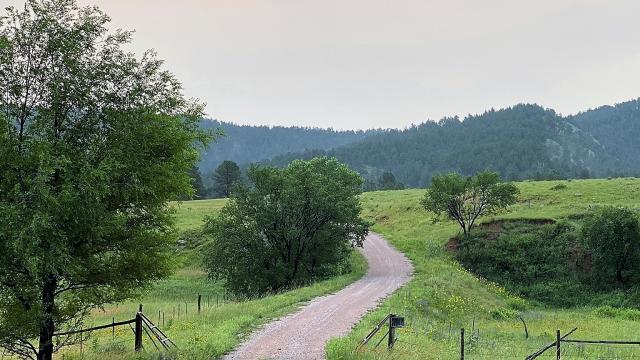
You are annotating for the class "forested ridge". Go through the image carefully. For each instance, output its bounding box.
[263,101,640,187]
[568,99,640,173]
[199,99,640,188]
[198,120,379,174]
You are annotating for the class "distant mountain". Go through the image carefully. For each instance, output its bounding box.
[269,102,640,187]
[197,120,379,174]
[568,98,640,174]
[198,100,640,189]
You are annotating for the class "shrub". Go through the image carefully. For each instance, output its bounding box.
[581,206,640,288]
[177,229,207,250]
[593,306,640,321]
[550,183,568,190]
[490,307,518,320]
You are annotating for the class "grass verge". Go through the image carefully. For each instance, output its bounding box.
[327,178,640,359]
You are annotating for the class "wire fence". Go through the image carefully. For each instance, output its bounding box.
[356,315,640,359]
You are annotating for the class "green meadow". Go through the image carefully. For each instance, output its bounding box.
[56,198,366,360]
[327,177,640,359]
[57,178,640,359]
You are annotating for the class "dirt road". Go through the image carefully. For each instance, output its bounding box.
[223,232,413,360]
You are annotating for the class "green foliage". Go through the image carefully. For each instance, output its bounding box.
[211,160,241,198]
[377,171,405,190]
[593,305,640,321]
[203,157,370,296]
[455,220,587,306]
[0,1,211,358]
[177,166,207,200]
[362,171,405,191]
[582,206,640,287]
[190,166,208,199]
[568,99,640,174]
[550,183,568,190]
[328,179,640,359]
[197,120,378,175]
[270,104,639,187]
[422,171,519,236]
[455,212,640,307]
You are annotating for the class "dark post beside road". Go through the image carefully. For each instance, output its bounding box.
[135,304,143,352]
[556,330,561,360]
[460,328,465,360]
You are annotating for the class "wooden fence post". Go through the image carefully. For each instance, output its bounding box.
[112,317,115,339]
[556,329,561,360]
[134,312,143,352]
[460,328,464,360]
[198,294,202,314]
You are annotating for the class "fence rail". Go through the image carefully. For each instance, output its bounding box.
[52,304,175,354]
[53,318,136,337]
[525,327,577,360]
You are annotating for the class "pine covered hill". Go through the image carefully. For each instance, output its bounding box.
[568,99,640,174]
[198,120,378,174]
[268,101,640,187]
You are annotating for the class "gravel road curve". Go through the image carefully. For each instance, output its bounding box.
[223,232,413,360]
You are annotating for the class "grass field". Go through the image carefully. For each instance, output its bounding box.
[326,178,640,359]
[172,199,228,231]
[49,178,640,359]
[56,198,367,360]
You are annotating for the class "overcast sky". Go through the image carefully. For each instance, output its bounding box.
[3,0,640,129]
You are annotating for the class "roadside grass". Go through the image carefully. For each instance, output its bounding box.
[327,178,640,359]
[56,198,367,360]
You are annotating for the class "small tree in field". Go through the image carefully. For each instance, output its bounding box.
[211,160,241,198]
[421,171,519,237]
[582,206,640,287]
[0,1,210,359]
[203,157,370,296]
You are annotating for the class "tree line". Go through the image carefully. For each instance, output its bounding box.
[265,102,640,187]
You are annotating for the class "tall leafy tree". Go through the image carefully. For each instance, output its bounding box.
[204,157,370,296]
[582,206,640,287]
[211,160,241,198]
[422,171,519,236]
[177,166,206,200]
[0,1,209,359]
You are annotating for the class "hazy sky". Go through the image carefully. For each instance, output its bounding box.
[3,0,640,129]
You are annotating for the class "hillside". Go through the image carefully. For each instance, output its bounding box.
[60,179,640,359]
[327,178,640,359]
[197,100,640,188]
[197,120,378,174]
[272,104,628,187]
[568,98,640,174]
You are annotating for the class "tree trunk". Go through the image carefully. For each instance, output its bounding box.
[37,275,57,360]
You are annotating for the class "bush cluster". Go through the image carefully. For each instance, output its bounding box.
[455,207,640,307]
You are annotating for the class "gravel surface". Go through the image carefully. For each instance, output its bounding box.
[223,232,413,360]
